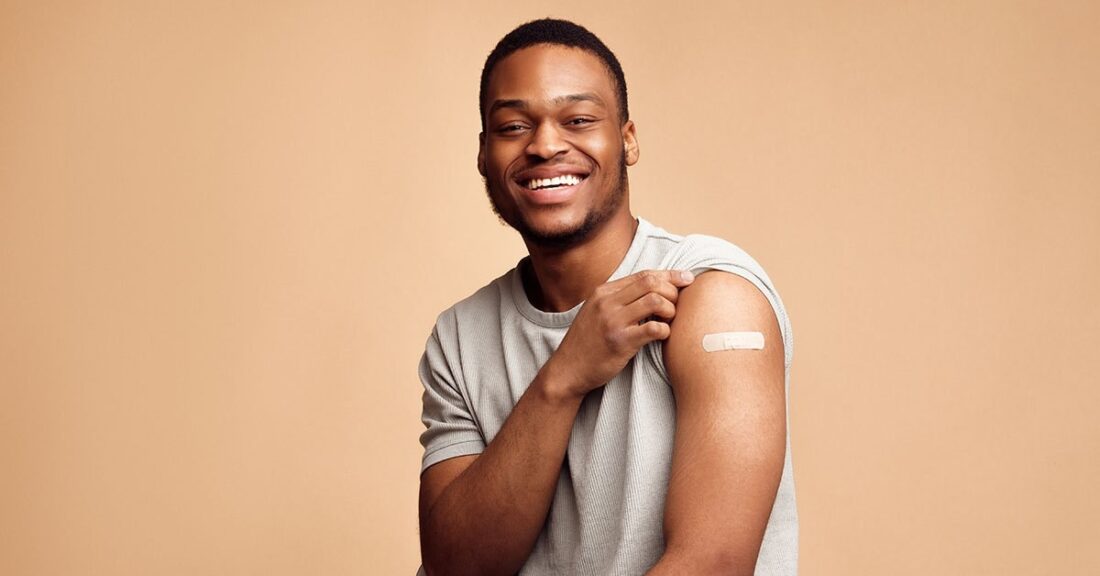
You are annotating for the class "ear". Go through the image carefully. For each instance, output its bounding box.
[477,132,487,176]
[622,120,639,166]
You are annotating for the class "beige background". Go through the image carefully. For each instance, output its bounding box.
[2,1,1098,574]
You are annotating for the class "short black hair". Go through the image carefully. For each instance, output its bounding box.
[479,18,629,129]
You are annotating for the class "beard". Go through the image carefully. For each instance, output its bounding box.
[485,155,628,250]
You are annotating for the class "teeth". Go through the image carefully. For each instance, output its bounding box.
[526,174,583,190]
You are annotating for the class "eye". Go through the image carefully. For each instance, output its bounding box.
[566,117,596,126]
[497,123,527,134]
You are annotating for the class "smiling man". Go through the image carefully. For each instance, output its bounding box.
[416,19,797,576]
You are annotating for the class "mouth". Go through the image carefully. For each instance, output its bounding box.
[516,173,588,205]
[522,173,587,191]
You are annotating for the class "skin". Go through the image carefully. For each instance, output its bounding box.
[419,44,787,576]
[478,43,640,312]
[647,271,787,575]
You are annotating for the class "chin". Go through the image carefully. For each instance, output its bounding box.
[515,211,604,249]
[486,174,627,250]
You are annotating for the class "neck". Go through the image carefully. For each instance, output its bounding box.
[521,209,638,312]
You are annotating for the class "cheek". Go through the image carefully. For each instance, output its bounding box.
[585,130,623,165]
[485,144,521,179]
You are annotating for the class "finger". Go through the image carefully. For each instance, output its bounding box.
[619,292,677,324]
[668,269,695,288]
[623,320,672,347]
[608,270,693,305]
[602,269,694,293]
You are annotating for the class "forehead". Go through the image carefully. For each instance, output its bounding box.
[486,44,618,112]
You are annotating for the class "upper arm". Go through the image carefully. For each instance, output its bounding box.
[418,326,486,516]
[659,270,787,574]
[417,326,484,538]
[419,454,478,527]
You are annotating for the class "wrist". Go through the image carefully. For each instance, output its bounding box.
[535,357,587,406]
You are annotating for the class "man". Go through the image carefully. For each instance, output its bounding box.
[417,19,797,576]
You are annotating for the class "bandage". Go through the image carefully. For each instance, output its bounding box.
[702,331,765,352]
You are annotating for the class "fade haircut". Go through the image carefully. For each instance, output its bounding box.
[479,18,630,129]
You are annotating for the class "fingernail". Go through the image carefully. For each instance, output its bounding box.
[680,270,694,282]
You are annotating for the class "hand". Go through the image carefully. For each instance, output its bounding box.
[546,269,696,398]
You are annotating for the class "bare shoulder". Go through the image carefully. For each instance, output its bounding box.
[663,271,784,396]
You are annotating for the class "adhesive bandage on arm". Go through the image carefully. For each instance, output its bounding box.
[702,331,765,352]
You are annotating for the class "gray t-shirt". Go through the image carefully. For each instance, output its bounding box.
[418,218,797,575]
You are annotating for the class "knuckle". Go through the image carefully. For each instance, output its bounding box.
[606,329,628,352]
[645,321,666,338]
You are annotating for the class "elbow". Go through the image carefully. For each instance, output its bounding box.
[419,521,455,576]
[419,556,470,576]
[698,553,755,576]
[419,556,444,576]
[421,559,513,576]
[711,553,755,576]
[420,562,464,576]
[420,538,518,576]
[658,546,757,576]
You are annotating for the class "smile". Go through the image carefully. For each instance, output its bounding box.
[524,174,586,190]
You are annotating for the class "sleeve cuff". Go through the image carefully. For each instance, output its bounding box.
[421,438,486,473]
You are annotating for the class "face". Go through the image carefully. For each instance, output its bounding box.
[479,44,639,249]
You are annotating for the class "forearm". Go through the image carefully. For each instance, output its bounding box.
[421,361,583,576]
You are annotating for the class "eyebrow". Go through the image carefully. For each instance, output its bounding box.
[488,92,607,116]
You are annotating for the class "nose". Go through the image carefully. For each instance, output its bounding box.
[524,120,569,159]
